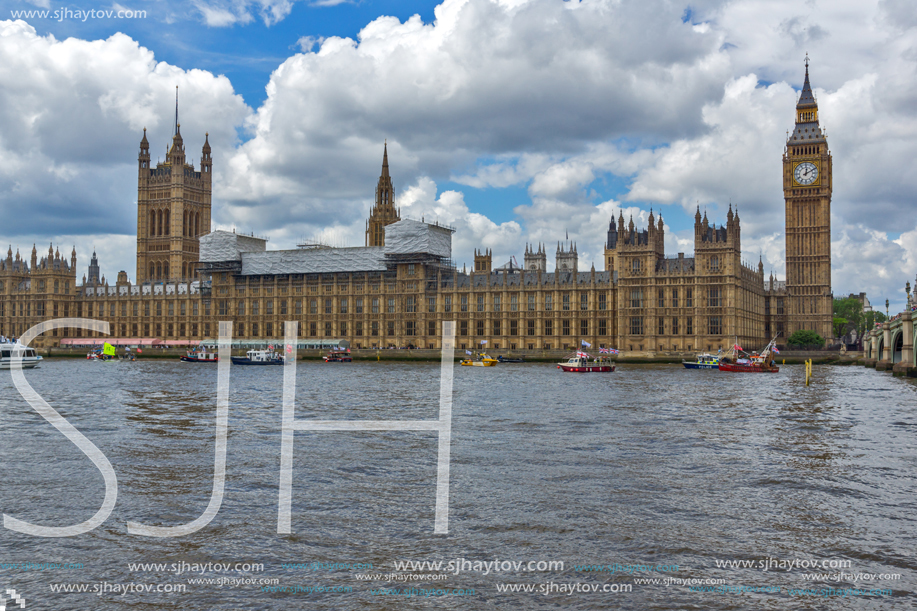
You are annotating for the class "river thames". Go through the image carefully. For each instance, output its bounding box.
[1,359,915,610]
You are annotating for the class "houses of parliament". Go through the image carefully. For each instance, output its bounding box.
[0,62,833,352]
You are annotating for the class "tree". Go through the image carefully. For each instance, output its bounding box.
[833,297,863,335]
[864,310,887,332]
[787,329,825,348]
[833,317,849,338]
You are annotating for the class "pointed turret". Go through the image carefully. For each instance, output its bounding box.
[797,55,816,109]
[365,141,399,247]
[31,244,37,268]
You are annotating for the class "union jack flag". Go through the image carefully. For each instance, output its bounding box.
[734,343,743,351]
[772,346,780,354]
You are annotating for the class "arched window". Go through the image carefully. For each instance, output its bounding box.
[182,262,187,278]
[164,209,170,235]
[183,211,188,237]
[150,210,156,237]
[156,262,162,279]
[157,210,163,236]
[163,262,169,278]
[149,262,155,279]
[196,212,200,236]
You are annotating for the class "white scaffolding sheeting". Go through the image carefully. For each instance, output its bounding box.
[241,247,387,275]
[200,230,268,262]
[384,219,452,258]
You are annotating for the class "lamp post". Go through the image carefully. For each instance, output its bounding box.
[885,298,889,318]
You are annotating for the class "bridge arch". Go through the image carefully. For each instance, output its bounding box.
[877,336,884,361]
[891,330,903,364]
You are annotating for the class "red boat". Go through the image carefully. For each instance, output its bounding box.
[323,349,352,363]
[557,354,615,373]
[717,336,779,373]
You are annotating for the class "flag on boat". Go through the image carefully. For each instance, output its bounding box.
[608,348,619,355]
[772,346,780,354]
[581,340,592,347]
[734,344,743,351]
[576,351,589,358]
[102,342,116,357]
[466,350,473,355]
[599,347,608,353]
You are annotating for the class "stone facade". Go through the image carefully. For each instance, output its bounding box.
[0,64,832,352]
[365,142,400,247]
[782,58,833,341]
[135,123,212,283]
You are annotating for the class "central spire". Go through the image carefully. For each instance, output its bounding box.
[797,55,816,111]
[174,85,179,136]
[381,140,389,178]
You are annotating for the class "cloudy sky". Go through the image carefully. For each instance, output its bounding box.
[1,0,915,312]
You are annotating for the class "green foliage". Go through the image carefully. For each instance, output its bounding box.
[833,297,864,333]
[787,329,825,347]
[864,310,887,331]
[832,317,849,338]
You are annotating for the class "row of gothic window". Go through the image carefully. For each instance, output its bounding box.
[149,209,203,237]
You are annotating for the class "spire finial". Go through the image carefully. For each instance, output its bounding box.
[174,85,179,136]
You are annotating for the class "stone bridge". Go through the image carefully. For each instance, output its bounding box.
[864,310,916,377]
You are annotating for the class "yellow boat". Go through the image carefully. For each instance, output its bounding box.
[461,352,498,367]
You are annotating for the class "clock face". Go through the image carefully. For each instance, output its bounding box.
[794,162,818,186]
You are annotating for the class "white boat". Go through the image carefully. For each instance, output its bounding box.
[231,349,284,366]
[0,344,42,370]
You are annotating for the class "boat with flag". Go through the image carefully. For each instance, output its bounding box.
[87,342,119,362]
[557,347,616,373]
[181,345,219,363]
[718,337,780,373]
[231,348,285,366]
[682,353,722,369]
[323,349,352,362]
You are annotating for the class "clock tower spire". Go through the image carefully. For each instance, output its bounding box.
[783,55,833,343]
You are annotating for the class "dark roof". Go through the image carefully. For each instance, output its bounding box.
[656,257,696,273]
[797,65,817,109]
[789,122,826,144]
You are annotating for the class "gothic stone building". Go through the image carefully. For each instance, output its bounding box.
[0,62,830,352]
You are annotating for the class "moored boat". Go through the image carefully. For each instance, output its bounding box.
[231,349,284,366]
[0,344,42,370]
[557,352,615,373]
[181,347,219,363]
[718,336,780,373]
[497,355,524,363]
[682,353,722,369]
[461,352,498,367]
[323,349,352,362]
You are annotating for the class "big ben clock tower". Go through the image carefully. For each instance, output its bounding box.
[783,57,833,342]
